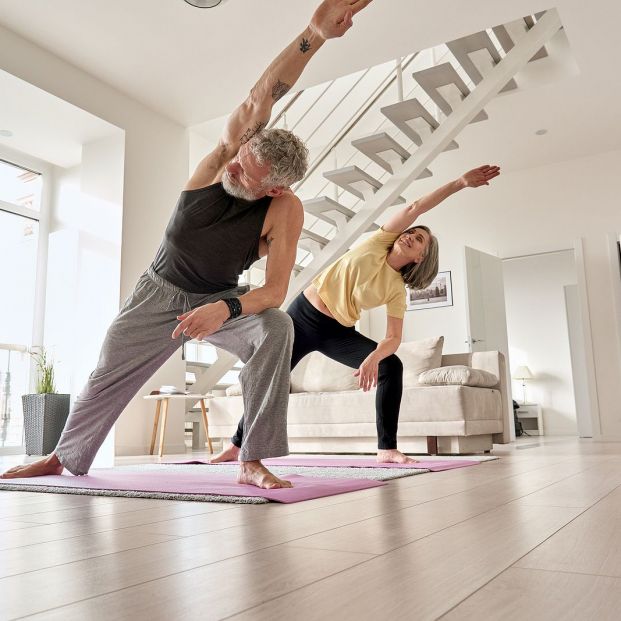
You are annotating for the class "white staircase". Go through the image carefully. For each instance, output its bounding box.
[188,9,564,395]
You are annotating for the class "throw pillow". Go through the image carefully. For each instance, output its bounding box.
[396,336,444,387]
[418,365,498,388]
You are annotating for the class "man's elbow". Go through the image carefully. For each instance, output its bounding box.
[245,88,271,118]
[262,285,287,309]
[271,289,288,308]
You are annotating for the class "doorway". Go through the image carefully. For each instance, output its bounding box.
[502,249,591,438]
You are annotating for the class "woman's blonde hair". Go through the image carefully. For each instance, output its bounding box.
[392,225,439,290]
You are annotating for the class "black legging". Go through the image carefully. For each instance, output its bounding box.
[231,292,403,450]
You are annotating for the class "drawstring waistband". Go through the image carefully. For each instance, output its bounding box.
[145,266,249,360]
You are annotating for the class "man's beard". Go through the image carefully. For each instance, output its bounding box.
[221,170,261,202]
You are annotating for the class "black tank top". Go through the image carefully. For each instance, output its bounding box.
[152,182,272,293]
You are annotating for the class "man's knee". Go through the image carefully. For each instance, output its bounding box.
[258,308,294,342]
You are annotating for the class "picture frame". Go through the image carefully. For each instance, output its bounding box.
[406,270,453,311]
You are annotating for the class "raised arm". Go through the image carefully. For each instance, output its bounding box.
[185,0,373,190]
[382,164,500,233]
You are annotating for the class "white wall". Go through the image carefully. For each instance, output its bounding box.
[45,134,125,465]
[0,25,190,457]
[369,148,621,440]
[503,251,578,436]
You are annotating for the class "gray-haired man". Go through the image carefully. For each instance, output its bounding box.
[3,0,372,489]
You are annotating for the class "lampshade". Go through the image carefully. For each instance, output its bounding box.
[512,365,533,380]
[183,0,224,7]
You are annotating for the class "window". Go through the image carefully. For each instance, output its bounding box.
[0,158,42,213]
[0,158,42,450]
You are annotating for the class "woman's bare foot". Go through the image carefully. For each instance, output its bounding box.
[377,449,418,464]
[1,454,64,479]
[209,443,240,464]
[237,460,293,489]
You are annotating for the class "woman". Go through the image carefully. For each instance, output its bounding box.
[214,164,501,464]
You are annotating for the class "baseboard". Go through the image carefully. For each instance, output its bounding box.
[280,434,494,455]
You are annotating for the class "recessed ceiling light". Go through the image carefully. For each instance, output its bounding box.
[183,0,224,7]
[0,129,13,137]
[535,129,548,136]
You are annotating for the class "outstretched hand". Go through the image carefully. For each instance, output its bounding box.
[310,0,373,40]
[354,353,379,392]
[460,165,501,188]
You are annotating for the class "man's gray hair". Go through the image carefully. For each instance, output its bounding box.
[249,128,309,188]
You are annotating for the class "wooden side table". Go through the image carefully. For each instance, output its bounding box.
[144,392,213,457]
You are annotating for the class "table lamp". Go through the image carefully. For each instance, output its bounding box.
[512,365,533,404]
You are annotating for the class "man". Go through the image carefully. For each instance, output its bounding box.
[2,0,373,489]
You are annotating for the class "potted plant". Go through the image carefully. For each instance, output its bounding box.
[22,349,70,455]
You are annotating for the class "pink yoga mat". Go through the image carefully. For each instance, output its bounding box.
[176,457,479,472]
[0,470,384,503]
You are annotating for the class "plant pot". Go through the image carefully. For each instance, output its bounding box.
[22,394,71,456]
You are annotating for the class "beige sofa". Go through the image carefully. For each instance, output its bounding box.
[208,337,509,455]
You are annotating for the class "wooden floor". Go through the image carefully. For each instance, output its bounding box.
[1,436,621,620]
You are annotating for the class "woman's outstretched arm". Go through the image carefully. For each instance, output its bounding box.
[382,164,500,233]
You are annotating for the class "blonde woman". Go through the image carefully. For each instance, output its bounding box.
[215,164,500,464]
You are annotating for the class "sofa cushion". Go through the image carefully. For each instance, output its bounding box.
[418,365,498,388]
[290,352,358,393]
[225,383,242,396]
[396,336,444,387]
[208,385,503,438]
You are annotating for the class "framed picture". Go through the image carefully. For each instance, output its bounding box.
[406,270,453,311]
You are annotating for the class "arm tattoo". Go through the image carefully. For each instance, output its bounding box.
[300,38,311,53]
[240,121,266,145]
[272,79,291,102]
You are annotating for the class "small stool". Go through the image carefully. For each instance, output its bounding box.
[144,392,213,457]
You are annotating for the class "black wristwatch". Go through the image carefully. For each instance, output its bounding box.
[222,297,243,319]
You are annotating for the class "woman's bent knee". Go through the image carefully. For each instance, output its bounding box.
[380,354,403,376]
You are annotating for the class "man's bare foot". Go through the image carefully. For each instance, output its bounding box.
[237,460,293,489]
[377,449,418,464]
[1,454,64,479]
[209,443,240,464]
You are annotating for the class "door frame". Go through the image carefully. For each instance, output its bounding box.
[573,238,602,438]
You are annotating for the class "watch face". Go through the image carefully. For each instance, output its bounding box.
[183,0,223,7]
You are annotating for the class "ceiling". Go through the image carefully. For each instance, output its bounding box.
[0,0,620,174]
[0,69,121,168]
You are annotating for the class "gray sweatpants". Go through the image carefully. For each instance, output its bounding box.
[55,267,293,475]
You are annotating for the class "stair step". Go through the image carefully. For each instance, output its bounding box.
[413,62,488,123]
[523,15,549,60]
[447,31,517,93]
[351,132,433,180]
[187,361,211,369]
[300,228,330,246]
[381,98,459,151]
[253,258,304,273]
[351,132,409,174]
[187,361,243,371]
[298,228,330,254]
[493,19,548,62]
[323,165,406,204]
[303,197,379,233]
